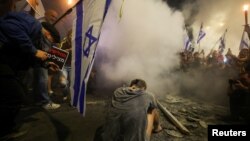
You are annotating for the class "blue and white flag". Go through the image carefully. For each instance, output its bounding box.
[239,29,250,50]
[71,0,111,116]
[184,30,192,51]
[218,29,227,53]
[197,23,206,44]
[185,37,192,51]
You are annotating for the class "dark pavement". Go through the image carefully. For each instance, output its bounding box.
[10,94,108,141]
[2,91,242,141]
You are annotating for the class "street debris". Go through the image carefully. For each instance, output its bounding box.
[151,94,242,141]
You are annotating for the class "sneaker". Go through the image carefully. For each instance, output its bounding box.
[58,81,67,88]
[48,91,55,96]
[43,103,61,110]
[63,96,68,101]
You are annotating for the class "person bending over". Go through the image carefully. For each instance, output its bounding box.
[95,79,163,141]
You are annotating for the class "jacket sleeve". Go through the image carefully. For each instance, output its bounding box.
[1,19,38,56]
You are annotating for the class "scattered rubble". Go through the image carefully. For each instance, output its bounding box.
[151,94,243,141]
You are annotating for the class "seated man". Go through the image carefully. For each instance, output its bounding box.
[96,79,162,141]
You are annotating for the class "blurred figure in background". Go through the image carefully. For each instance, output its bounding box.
[38,9,58,24]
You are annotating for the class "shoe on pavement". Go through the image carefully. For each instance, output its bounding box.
[43,103,60,110]
[63,96,68,101]
[48,91,55,96]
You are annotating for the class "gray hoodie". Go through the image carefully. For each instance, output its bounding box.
[101,87,157,141]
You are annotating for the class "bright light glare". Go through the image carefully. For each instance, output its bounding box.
[219,23,224,27]
[67,0,73,5]
[244,4,249,11]
[224,57,227,63]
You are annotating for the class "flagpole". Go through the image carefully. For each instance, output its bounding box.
[198,43,201,52]
[197,23,205,52]
[119,0,125,22]
[53,0,82,26]
[211,38,220,51]
[239,4,249,50]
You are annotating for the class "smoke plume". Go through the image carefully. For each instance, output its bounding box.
[94,0,248,105]
[96,0,184,95]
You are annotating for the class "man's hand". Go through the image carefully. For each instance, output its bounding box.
[35,50,48,61]
[234,80,248,90]
[47,62,59,72]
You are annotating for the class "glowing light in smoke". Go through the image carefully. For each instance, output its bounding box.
[243,4,249,11]
[67,0,73,5]
[219,22,224,27]
[224,57,227,63]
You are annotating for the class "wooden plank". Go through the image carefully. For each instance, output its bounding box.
[157,100,190,135]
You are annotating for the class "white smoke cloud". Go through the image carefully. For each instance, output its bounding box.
[94,0,249,105]
[96,0,185,95]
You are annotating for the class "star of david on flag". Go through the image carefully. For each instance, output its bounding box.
[84,26,97,57]
[71,0,112,116]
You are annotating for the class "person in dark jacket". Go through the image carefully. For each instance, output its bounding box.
[32,21,61,110]
[0,8,59,137]
[96,79,162,141]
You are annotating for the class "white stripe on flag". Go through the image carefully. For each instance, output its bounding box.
[184,29,191,51]
[196,23,206,44]
[239,31,250,50]
[71,0,111,116]
[197,31,206,44]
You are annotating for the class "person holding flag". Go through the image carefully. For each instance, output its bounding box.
[227,4,250,121]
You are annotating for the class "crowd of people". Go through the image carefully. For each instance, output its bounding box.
[0,0,72,138]
[1,0,250,141]
[179,32,250,121]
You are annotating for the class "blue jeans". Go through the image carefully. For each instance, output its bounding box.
[33,67,51,104]
[62,66,71,97]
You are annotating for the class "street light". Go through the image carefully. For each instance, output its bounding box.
[67,0,73,5]
[243,4,249,25]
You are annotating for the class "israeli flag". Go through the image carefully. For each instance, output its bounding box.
[71,0,111,116]
[184,32,192,51]
[197,23,206,44]
[239,30,250,50]
[218,29,227,53]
